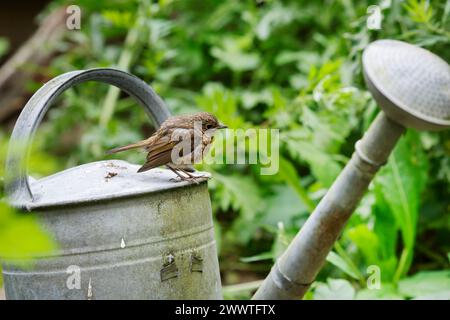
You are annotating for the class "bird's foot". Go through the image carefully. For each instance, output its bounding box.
[169,175,207,184]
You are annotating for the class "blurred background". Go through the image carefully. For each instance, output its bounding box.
[0,0,449,299]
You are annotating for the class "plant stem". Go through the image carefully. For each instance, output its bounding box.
[393,247,410,284]
[99,1,150,127]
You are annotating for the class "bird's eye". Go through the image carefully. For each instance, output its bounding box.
[206,124,213,129]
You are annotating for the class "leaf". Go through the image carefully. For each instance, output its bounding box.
[398,270,450,298]
[211,173,265,244]
[0,37,9,58]
[210,38,260,72]
[0,202,56,265]
[290,140,342,188]
[346,224,379,265]
[404,0,433,24]
[271,222,295,260]
[240,251,272,263]
[314,279,355,300]
[374,131,428,277]
[277,156,315,211]
[256,4,296,40]
[262,185,308,226]
[355,284,404,300]
[326,251,360,280]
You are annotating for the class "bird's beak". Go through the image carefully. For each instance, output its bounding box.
[218,124,228,129]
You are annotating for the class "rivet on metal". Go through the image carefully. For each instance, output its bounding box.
[190,252,203,273]
[160,253,178,282]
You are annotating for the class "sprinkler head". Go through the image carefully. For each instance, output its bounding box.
[363,39,450,131]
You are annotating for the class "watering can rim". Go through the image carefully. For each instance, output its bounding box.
[14,159,209,210]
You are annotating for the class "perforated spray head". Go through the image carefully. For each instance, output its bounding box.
[363,39,450,131]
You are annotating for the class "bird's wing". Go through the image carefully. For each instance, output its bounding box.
[137,128,195,173]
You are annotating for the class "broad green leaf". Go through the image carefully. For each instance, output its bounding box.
[414,291,450,300]
[314,279,355,300]
[355,284,404,300]
[398,270,450,298]
[277,156,315,211]
[0,202,56,265]
[346,224,379,265]
[374,131,428,278]
[262,185,308,226]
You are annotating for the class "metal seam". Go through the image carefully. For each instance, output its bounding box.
[354,140,386,168]
[2,240,217,276]
[271,260,311,294]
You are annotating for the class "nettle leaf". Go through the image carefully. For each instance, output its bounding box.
[196,83,247,129]
[211,173,265,244]
[399,270,450,299]
[210,37,260,72]
[288,140,342,188]
[314,279,356,300]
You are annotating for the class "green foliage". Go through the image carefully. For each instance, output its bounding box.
[1,0,448,298]
[0,37,9,59]
[0,202,56,264]
[0,135,58,271]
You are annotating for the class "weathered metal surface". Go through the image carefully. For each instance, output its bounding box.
[3,181,222,300]
[253,40,450,300]
[20,160,209,209]
[363,39,450,131]
[2,68,222,300]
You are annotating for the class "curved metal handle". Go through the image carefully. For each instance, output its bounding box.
[5,68,171,207]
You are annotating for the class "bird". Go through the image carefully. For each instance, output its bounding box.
[107,112,227,183]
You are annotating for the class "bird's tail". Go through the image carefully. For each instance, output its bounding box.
[106,139,148,154]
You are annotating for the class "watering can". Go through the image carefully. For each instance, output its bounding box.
[2,69,222,299]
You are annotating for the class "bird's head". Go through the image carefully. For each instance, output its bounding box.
[194,112,227,133]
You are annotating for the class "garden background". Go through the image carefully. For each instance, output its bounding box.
[0,0,449,299]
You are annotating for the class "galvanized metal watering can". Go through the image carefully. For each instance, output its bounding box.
[2,69,222,299]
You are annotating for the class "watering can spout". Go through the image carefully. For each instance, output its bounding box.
[253,39,450,300]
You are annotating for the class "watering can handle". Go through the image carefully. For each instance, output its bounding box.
[5,68,171,207]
